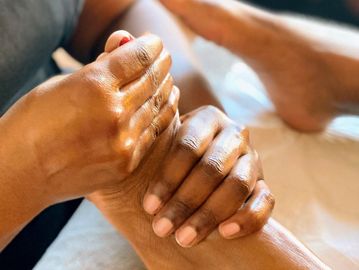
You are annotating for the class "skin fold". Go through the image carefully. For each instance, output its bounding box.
[159,0,359,132]
[89,106,329,270]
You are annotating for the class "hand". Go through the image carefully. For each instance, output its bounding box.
[143,106,274,247]
[1,32,179,207]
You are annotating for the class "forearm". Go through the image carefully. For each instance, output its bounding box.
[0,113,48,250]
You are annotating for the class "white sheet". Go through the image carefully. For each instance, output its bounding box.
[35,38,359,270]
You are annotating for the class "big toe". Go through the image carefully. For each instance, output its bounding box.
[97,30,134,60]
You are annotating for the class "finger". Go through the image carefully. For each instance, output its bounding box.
[152,125,249,239]
[134,74,174,135]
[98,33,164,88]
[218,180,275,239]
[120,74,174,142]
[174,150,259,247]
[115,49,172,121]
[143,106,226,215]
[128,86,180,172]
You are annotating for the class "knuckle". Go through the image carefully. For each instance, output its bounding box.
[134,42,152,67]
[175,134,202,158]
[170,198,195,218]
[200,157,225,179]
[150,120,162,139]
[157,179,176,195]
[229,122,249,142]
[147,66,161,89]
[239,126,250,143]
[203,105,221,115]
[264,191,276,210]
[154,92,163,108]
[81,65,108,92]
[121,142,136,160]
[228,174,251,199]
[203,105,226,120]
[245,211,263,232]
[152,93,163,113]
[196,207,218,228]
[168,99,177,116]
[114,138,136,172]
[231,123,244,134]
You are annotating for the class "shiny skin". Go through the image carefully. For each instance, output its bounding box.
[0,33,179,249]
[20,34,178,202]
[91,106,275,248]
[143,106,274,246]
[89,106,328,270]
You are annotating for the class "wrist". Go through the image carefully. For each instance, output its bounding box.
[0,115,50,248]
[0,111,51,208]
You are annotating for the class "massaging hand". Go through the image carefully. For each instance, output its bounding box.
[2,31,179,206]
[143,106,274,247]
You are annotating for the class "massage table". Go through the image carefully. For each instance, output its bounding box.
[35,24,359,270]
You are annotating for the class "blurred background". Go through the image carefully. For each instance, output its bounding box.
[246,0,359,26]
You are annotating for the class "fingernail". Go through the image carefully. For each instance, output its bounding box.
[153,218,173,237]
[119,36,133,46]
[219,223,240,238]
[143,194,161,214]
[176,226,197,247]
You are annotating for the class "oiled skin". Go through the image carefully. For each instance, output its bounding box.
[89,106,329,270]
[0,34,179,250]
[0,29,274,253]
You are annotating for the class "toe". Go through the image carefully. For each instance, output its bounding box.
[105,30,134,53]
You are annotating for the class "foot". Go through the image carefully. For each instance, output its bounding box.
[88,107,327,270]
[160,0,341,132]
